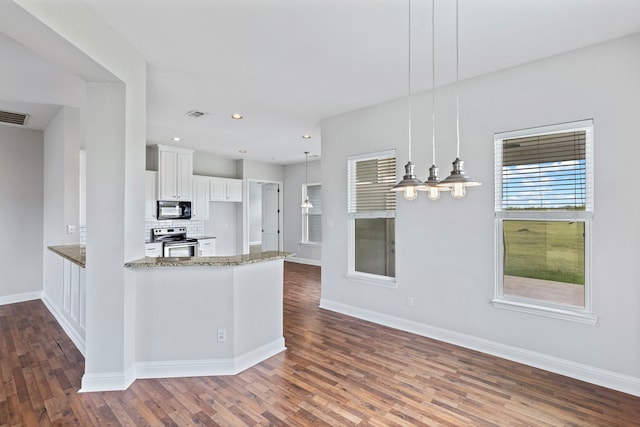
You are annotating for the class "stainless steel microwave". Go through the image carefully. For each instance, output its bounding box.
[157,200,191,220]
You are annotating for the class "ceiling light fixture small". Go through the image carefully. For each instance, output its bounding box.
[231,113,243,120]
[172,136,182,142]
[301,151,313,210]
[438,0,481,199]
[239,150,247,154]
[302,134,311,139]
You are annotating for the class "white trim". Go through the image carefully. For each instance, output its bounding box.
[249,240,262,246]
[136,337,285,380]
[345,272,397,288]
[0,290,42,306]
[286,257,321,267]
[319,298,640,397]
[491,297,598,325]
[495,119,594,140]
[41,295,86,356]
[79,366,136,393]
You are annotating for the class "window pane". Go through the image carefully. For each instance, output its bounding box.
[500,130,588,211]
[503,220,584,307]
[307,214,322,243]
[355,218,395,277]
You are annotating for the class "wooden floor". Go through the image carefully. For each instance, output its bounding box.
[1,262,639,426]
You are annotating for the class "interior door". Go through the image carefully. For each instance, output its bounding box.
[262,183,280,251]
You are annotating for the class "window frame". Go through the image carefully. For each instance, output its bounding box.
[492,120,597,325]
[346,150,397,288]
[301,182,322,245]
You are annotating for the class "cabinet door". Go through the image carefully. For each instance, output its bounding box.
[198,239,216,256]
[145,242,163,257]
[145,171,157,220]
[226,179,243,202]
[158,150,178,200]
[176,152,193,200]
[191,175,210,219]
[209,177,227,201]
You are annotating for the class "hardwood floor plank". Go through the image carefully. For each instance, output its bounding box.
[1,262,639,425]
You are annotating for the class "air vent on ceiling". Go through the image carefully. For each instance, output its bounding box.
[185,110,207,118]
[0,110,29,126]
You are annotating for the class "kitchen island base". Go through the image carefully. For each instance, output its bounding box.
[131,256,286,380]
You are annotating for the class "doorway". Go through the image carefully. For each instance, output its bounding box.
[247,180,282,253]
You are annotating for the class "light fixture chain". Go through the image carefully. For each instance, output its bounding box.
[431,0,436,165]
[408,0,412,162]
[455,0,460,158]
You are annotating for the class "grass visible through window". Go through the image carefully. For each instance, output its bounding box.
[503,220,585,285]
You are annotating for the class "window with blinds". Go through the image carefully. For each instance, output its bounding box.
[498,129,591,211]
[347,150,396,281]
[348,151,396,215]
[303,184,322,243]
[492,120,595,321]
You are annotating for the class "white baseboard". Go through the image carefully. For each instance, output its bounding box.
[285,257,321,267]
[136,337,286,380]
[79,365,136,393]
[319,298,640,397]
[0,290,42,306]
[41,295,86,357]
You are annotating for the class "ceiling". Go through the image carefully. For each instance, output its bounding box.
[5,0,640,164]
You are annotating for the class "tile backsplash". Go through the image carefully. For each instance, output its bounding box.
[144,220,204,241]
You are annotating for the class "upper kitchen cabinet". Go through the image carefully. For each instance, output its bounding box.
[148,144,194,201]
[210,177,243,202]
[191,175,210,219]
[145,170,158,220]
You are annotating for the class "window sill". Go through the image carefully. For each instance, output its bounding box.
[491,297,598,325]
[345,272,397,289]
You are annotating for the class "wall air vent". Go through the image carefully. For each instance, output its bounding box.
[0,110,29,126]
[185,110,207,118]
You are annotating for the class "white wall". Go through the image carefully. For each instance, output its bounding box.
[320,34,640,395]
[6,0,147,391]
[43,106,83,310]
[0,126,43,302]
[283,159,321,264]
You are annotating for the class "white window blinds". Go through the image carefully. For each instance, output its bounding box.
[496,121,593,212]
[348,151,396,215]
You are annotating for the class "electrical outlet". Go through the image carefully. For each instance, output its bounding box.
[217,328,226,342]
[66,224,76,234]
[407,297,414,307]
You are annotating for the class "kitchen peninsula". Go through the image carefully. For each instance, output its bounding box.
[125,251,292,380]
[47,244,291,381]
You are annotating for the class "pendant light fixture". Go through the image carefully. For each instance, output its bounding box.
[391,0,425,201]
[301,151,313,209]
[438,0,481,199]
[420,0,448,201]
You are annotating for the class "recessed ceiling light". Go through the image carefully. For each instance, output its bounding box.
[172,136,182,142]
[231,113,243,120]
[239,150,247,154]
[302,134,311,139]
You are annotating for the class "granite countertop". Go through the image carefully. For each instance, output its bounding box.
[125,251,293,268]
[48,244,86,268]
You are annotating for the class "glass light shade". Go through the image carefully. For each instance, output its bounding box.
[390,161,425,201]
[403,186,418,201]
[451,182,466,199]
[301,198,313,209]
[426,186,441,201]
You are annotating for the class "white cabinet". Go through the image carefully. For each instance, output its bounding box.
[145,171,158,220]
[209,177,243,202]
[145,242,163,257]
[197,238,216,256]
[155,145,193,201]
[191,175,210,220]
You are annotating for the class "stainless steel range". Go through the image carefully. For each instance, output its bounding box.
[151,227,197,257]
